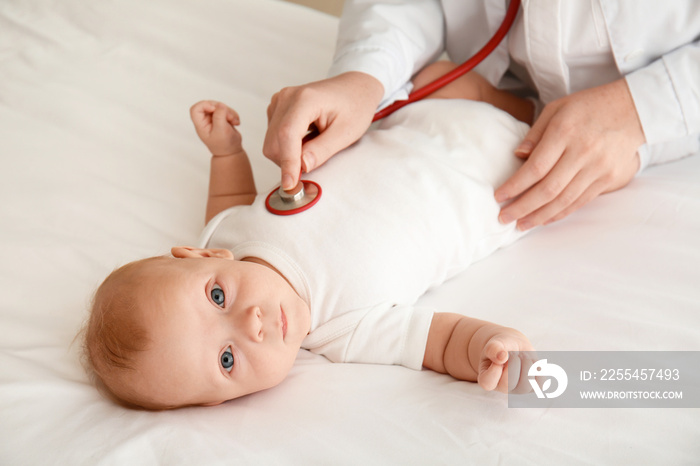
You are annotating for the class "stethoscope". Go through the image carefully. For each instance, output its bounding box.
[265,0,521,216]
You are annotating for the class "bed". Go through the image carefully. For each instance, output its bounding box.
[1,0,699,464]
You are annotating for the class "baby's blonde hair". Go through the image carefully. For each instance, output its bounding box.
[83,256,170,410]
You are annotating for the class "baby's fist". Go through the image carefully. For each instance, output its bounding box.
[477,331,534,394]
[190,101,242,156]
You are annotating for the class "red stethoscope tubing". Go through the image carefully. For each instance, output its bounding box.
[269,0,521,215]
[372,0,521,122]
[301,0,521,140]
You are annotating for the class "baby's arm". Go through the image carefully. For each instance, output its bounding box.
[412,61,534,125]
[423,313,534,393]
[190,101,257,223]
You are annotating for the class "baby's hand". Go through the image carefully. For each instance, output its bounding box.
[477,330,535,394]
[190,101,243,156]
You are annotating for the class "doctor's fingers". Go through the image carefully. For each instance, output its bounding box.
[264,89,319,189]
[299,115,375,171]
[496,129,578,226]
[542,151,639,225]
[514,170,605,231]
[506,143,640,229]
[494,109,568,206]
[499,150,586,229]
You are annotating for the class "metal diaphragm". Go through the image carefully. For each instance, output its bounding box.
[265,180,322,216]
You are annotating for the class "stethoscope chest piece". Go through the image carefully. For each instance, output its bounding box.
[263,0,520,217]
[265,180,322,215]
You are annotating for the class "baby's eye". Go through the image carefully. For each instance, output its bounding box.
[221,347,234,372]
[211,284,225,307]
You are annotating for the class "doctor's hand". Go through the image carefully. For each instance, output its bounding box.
[263,72,384,190]
[494,78,646,230]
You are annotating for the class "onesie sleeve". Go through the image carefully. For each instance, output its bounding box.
[327,0,445,108]
[625,41,700,170]
[301,304,434,370]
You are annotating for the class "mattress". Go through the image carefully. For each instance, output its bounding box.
[1,0,698,464]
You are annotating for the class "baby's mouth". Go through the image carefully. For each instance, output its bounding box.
[281,307,288,340]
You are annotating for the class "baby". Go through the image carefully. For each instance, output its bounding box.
[84,63,536,410]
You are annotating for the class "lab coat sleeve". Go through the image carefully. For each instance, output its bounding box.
[327,0,446,108]
[625,42,700,170]
[301,304,434,370]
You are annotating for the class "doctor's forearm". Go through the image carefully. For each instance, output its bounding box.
[329,0,445,104]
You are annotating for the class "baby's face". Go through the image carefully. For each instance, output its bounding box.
[131,247,310,407]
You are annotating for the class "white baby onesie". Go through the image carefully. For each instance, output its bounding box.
[199,99,528,370]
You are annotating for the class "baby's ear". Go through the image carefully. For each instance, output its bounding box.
[171,246,234,260]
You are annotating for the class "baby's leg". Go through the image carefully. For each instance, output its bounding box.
[412,61,534,124]
[412,60,489,101]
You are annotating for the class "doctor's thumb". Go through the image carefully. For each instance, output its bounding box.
[280,158,302,191]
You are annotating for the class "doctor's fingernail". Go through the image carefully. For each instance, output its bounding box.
[495,191,509,203]
[515,140,534,156]
[517,220,533,231]
[499,212,513,224]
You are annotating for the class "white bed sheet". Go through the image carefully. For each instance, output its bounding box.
[1,0,698,464]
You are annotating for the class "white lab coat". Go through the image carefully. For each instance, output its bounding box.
[328,0,700,170]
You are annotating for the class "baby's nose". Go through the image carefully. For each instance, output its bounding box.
[241,306,263,342]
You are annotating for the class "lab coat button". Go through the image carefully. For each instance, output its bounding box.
[624,49,644,63]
